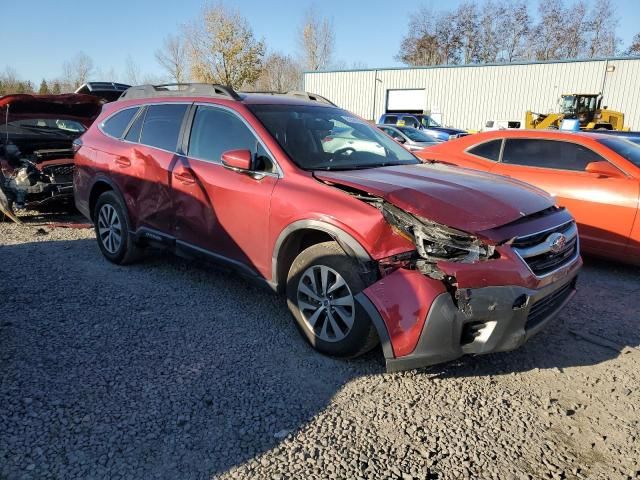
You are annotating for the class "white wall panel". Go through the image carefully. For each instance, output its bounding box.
[304,58,640,130]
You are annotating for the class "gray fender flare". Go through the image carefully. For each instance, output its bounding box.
[272,220,393,359]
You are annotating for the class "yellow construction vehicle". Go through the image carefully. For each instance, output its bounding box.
[525,93,626,130]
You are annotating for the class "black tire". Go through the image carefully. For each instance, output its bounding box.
[286,241,378,358]
[93,191,141,265]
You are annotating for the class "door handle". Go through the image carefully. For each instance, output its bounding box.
[173,170,196,185]
[115,156,131,167]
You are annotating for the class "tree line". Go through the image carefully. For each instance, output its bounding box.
[2,0,640,97]
[397,0,639,66]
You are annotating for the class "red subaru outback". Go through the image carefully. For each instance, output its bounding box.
[74,84,581,372]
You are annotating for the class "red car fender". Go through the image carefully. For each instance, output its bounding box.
[362,269,446,357]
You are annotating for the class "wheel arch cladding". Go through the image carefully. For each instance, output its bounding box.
[89,179,117,221]
[272,220,373,293]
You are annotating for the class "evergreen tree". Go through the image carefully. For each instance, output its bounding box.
[39,79,50,94]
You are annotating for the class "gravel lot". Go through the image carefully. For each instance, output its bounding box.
[1,213,639,480]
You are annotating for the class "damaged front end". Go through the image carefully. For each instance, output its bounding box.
[0,148,77,222]
[376,201,495,280]
[0,93,102,221]
[338,188,579,372]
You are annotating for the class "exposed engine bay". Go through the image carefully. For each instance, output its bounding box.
[0,93,103,221]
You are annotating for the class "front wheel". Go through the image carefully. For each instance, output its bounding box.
[286,241,378,358]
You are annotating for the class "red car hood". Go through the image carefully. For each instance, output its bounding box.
[315,163,554,233]
[0,93,102,127]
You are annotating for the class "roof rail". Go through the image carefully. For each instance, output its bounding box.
[119,83,242,101]
[75,82,131,94]
[285,91,337,106]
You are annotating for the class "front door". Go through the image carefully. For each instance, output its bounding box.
[171,105,279,278]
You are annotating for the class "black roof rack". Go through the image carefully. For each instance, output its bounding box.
[118,83,337,106]
[119,83,242,101]
[285,91,337,106]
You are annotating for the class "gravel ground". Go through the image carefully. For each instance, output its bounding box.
[1,213,639,480]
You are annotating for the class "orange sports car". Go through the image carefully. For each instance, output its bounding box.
[417,130,640,264]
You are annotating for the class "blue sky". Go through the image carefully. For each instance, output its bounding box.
[2,0,639,84]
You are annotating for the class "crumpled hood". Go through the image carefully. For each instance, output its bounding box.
[0,94,102,127]
[315,163,554,233]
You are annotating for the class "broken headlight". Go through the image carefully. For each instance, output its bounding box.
[381,202,495,264]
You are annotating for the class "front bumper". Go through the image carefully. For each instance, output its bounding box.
[357,259,580,373]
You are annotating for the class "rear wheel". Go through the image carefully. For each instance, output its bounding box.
[93,191,141,265]
[286,241,378,358]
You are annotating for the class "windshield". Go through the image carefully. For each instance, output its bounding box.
[0,118,86,136]
[248,105,419,170]
[397,126,437,142]
[598,137,640,167]
[419,115,441,128]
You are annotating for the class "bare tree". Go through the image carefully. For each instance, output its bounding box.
[184,3,265,89]
[434,11,461,65]
[62,52,94,89]
[587,0,620,57]
[476,0,505,63]
[562,1,588,59]
[454,2,480,64]
[124,56,141,85]
[529,0,567,61]
[298,7,335,71]
[625,33,640,55]
[499,1,530,62]
[155,34,188,83]
[252,53,301,92]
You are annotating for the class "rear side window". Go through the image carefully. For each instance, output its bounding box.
[100,107,138,138]
[468,139,502,161]
[383,115,397,125]
[140,104,188,152]
[502,139,606,171]
[188,106,274,172]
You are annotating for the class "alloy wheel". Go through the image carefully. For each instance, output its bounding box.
[97,204,123,254]
[297,265,355,342]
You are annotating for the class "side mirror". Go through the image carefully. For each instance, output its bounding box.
[221,149,252,171]
[395,136,406,144]
[585,161,623,178]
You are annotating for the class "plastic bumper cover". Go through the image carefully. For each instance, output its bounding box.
[357,266,579,373]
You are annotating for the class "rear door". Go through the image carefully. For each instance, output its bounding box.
[171,104,279,277]
[122,103,189,233]
[492,138,638,255]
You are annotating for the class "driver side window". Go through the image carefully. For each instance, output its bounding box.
[188,106,276,173]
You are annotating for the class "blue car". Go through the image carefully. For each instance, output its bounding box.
[378,113,468,142]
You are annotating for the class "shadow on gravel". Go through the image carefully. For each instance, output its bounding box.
[0,239,381,479]
[428,256,640,379]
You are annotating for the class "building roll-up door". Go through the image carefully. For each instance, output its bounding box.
[386,89,426,113]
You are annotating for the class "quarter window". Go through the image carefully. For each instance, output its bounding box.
[502,139,606,171]
[383,115,397,125]
[188,106,274,172]
[100,108,138,139]
[468,139,502,161]
[140,104,188,152]
[124,108,146,143]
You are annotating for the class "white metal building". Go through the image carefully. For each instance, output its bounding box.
[303,57,640,130]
